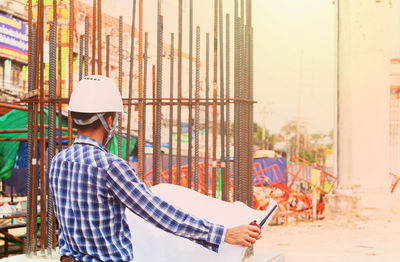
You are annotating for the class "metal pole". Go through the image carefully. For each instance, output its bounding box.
[154,0,163,185]
[212,0,218,198]
[57,25,62,153]
[118,16,123,158]
[225,13,231,201]
[85,17,89,76]
[26,22,36,256]
[97,0,102,74]
[127,0,137,161]
[233,0,239,202]
[152,65,156,182]
[177,0,183,185]
[219,0,226,201]
[141,32,148,180]
[106,35,110,77]
[79,35,84,80]
[244,25,249,206]
[92,0,96,74]
[194,26,200,192]
[188,0,193,189]
[168,33,174,184]
[38,0,48,252]
[47,21,57,254]
[204,33,210,195]
[249,26,254,208]
[68,0,74,146]
[138,0,144,178]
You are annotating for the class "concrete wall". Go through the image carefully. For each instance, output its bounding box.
[337,0,391,208]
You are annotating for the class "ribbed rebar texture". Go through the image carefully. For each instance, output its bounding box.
[176,0,183,185]
[141,32,148,181]
[118,16,123,158]
[26,23,36,256]
[138,0,144,179]
[106,35,110,77]
[84,17,89,76]
[154,1,163,185]
[249,26,254,208]
[225,13,231,201]
[126,0,137,161]
[244,25,249,206]
[204,33,210,196]
[47,21,57,254]
[168,33,174,184]
[188,0,193,189]
[219,0,226,201]
[79,35,83,81]
[234,1,239,202]
[194,26,200,192]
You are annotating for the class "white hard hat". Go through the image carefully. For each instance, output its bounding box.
[67,75,123,113]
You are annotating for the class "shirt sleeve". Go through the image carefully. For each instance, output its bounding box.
[105,159,225,253]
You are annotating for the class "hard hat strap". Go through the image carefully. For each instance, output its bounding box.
[98,113,119,146]
[72,114,100,126]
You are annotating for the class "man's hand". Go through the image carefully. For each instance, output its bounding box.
[224,225,261,247]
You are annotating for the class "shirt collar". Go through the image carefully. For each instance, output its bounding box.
[73,135,109,152]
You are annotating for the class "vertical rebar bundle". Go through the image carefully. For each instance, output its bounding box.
[141,32,148,181]
[225,13,231,201]
[79,35,84,81]
[138,0,144,178]
[168,33,174,184]
[127,0,137,161]
[47,20,57,254]
[118,16,123,158]
[176,0,183,185]
[154,0,163,185]
[85,17,89,77]
[188,0,193,189]
[212,0,218,199]
[219,0,226,201]
[205,33,210,196]
[194,26,200,191]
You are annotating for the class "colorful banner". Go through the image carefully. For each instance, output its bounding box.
[0,12,28,63]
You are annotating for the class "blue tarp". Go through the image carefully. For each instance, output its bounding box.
[253,157,287,186]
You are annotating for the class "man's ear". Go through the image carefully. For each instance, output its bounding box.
[105,114,114,130]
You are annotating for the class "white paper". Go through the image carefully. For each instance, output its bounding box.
[126,183,277,262]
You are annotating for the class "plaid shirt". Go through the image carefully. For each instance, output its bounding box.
[50,136,225,262]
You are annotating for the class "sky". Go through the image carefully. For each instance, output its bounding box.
[104,0,337,135]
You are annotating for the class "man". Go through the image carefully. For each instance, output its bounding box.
[50,75,261,262]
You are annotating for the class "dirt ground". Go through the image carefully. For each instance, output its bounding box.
[254,207,400,262]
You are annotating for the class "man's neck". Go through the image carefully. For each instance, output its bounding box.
[78,129,105,145]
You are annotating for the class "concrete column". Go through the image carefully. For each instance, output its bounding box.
[335,0,391,209]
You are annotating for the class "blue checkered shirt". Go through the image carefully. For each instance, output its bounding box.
[50,136,225,262]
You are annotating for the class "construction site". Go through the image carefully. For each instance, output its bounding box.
[0,0,399,261]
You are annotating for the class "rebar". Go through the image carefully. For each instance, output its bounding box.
[97,0,102,74]
[26,22,36,256]
[106,35,110,77]
[205,33,210,195]
[85,17,89,76]
[194,26,200,192]
[225,13,231,201]
[153,0,163,185]
[57,25,63,153]
[127,0,137,161]
[92,0,96,74]
[168,33,174,184]
[177,0,183,185]
[249,26,254,208]
[141,32,148,180]
[38,0,48,252]
[79,35,84,80]
[118,16,123,158]
[244,25,249,206]
[68,0,74,146]
[138,0,144,178]
[188,0,193,189]
[212,0,218,198]
[219,0,226,201]
[47,20,57,254]
[233,0,239,202]
[152,65,156,181]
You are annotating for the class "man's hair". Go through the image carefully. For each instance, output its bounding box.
[71,112,116,131]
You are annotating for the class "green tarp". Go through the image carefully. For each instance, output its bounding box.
[0,109,136,179]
